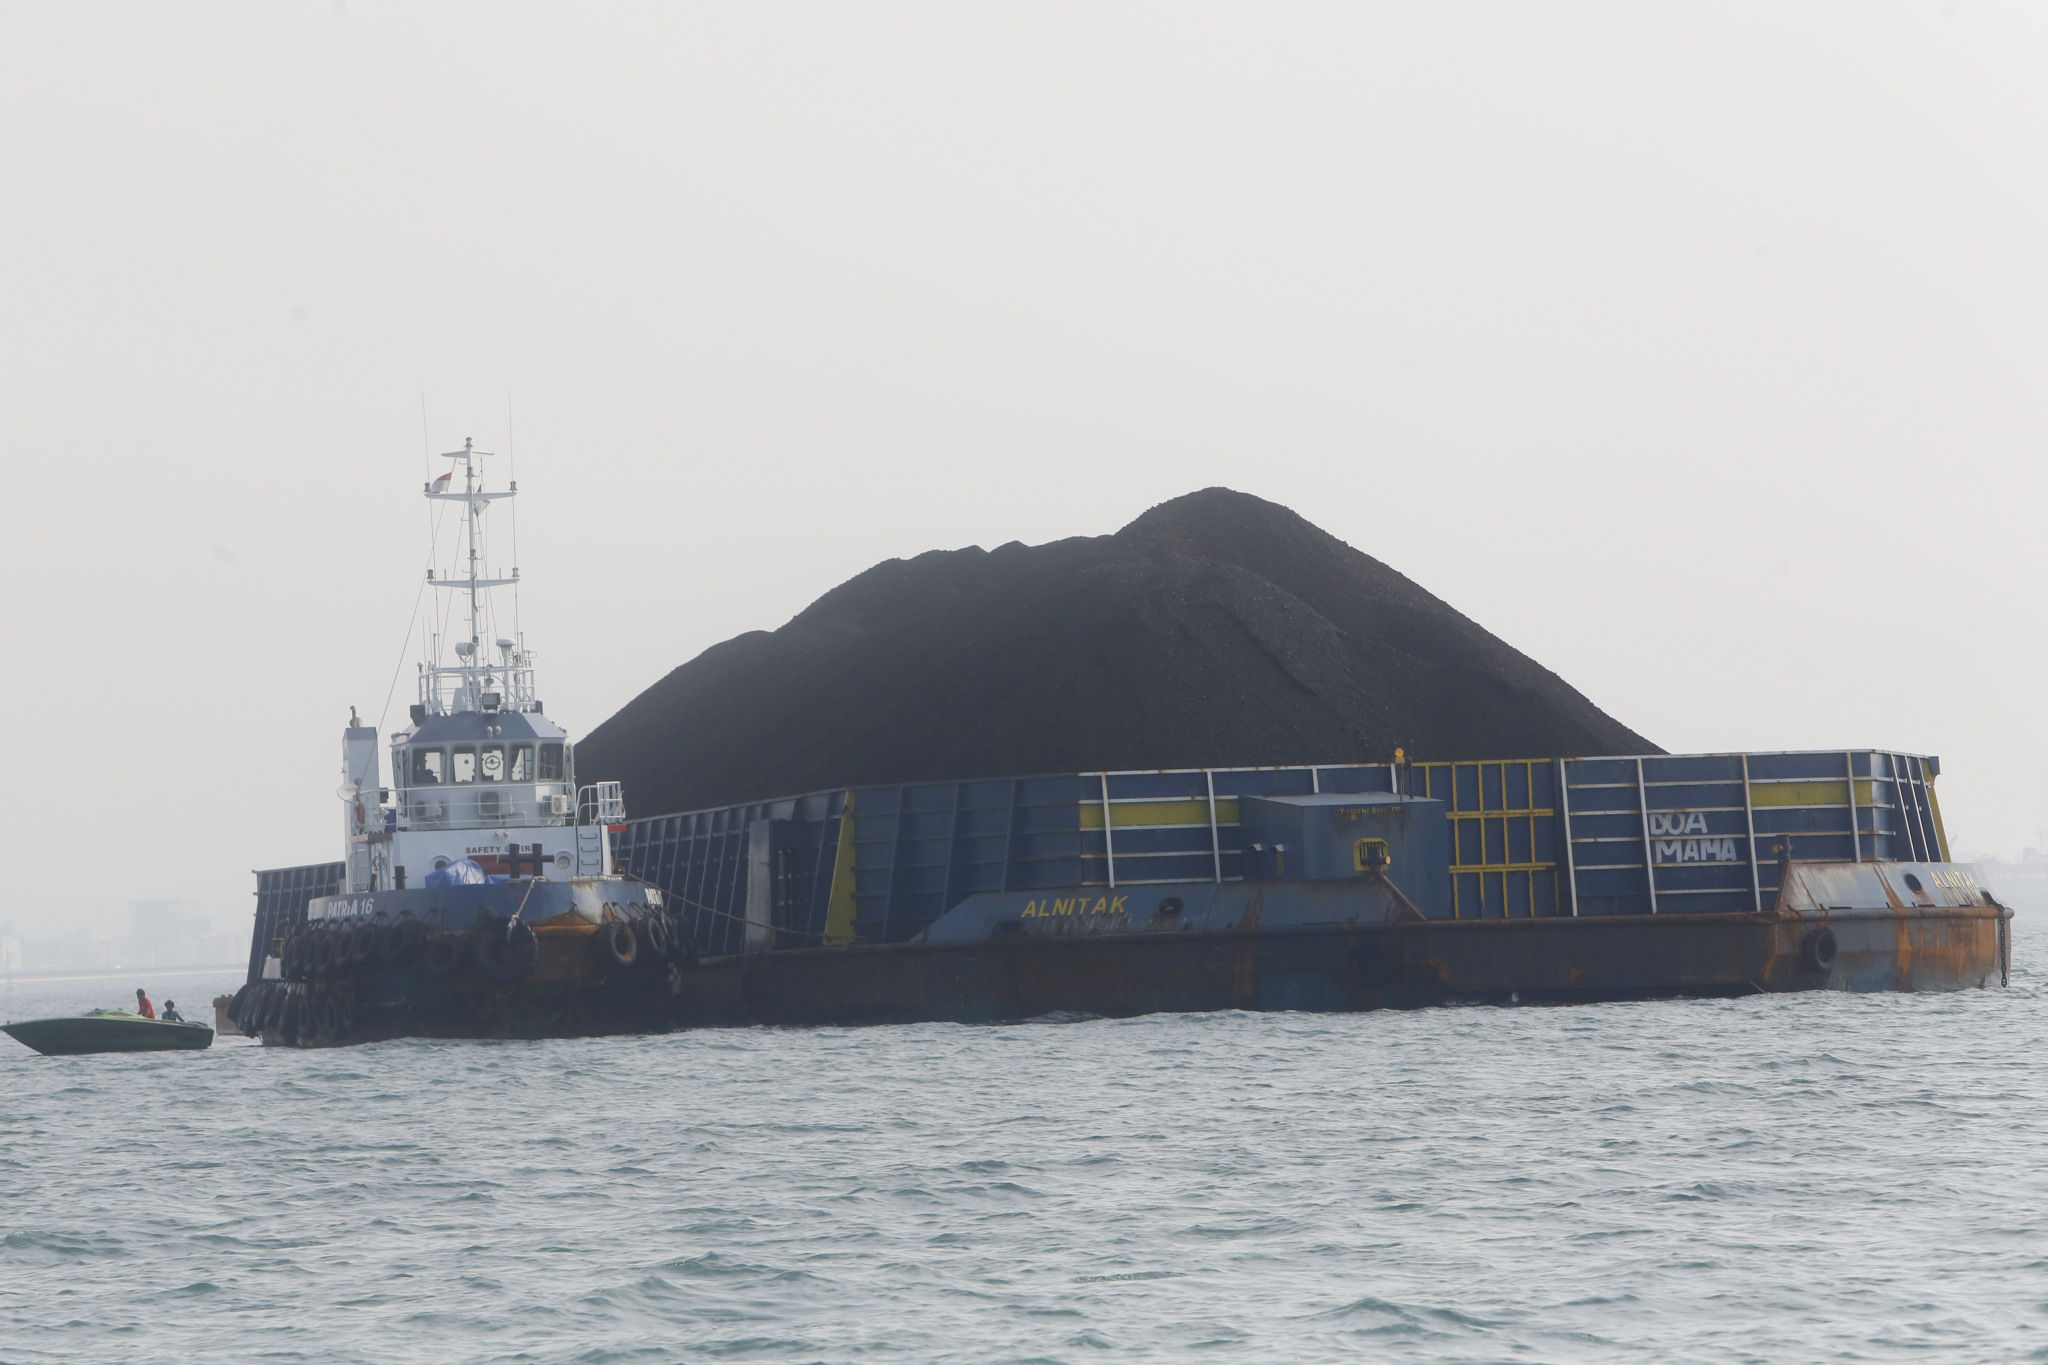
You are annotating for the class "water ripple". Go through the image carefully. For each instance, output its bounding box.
[0,953,2045,1362]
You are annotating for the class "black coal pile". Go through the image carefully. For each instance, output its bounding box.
[577,488,1656,816]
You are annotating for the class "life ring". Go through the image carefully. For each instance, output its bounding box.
[478,920,539,984]
[594,920,638,971]
[1803,927,1839,973]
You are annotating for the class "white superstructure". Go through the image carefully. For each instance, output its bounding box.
[338,439,624,895]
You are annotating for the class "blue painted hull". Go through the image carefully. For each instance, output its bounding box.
[233,872,2007,1045]
[674,904,2010,1027]
[233,878,684,1047]
[303,879,622,932]
[249,751,2001,1044]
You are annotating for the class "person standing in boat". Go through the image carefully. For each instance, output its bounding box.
[160,1000,183,1022]
[134,988,154,1019]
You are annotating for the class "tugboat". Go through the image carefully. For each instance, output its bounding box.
[229,440,686,1046]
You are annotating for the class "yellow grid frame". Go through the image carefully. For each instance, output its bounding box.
[1412,760,1560,919]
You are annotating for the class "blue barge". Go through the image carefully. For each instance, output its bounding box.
[241,748,2010,1042]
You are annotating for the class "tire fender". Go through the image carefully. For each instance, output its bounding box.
[478,920,539,984]
[425,934,466,976]
[594,920,638,971]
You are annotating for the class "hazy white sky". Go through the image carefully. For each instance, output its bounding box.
[4,2,2045,922]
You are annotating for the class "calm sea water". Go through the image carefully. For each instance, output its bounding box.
[3,934,2044,1365]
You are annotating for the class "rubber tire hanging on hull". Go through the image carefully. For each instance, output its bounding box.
[228,981,257,1032]
[595,921,638,971]
[379,919,423,966]
[318,986,352,1039]
[425,934,466,976]
[477,921,539,984]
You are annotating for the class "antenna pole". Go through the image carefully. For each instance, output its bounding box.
[464,437,480,658]
[421,434,521,716]
[506,395,520,641]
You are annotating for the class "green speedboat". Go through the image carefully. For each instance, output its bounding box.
[2,1010,214,1056]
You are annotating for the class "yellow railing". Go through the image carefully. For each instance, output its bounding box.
[1412,759,1559,919]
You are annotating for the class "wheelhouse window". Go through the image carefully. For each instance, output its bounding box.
[451,745,477,784]
[409,747,445,786]
[539,743,564,781]
[509,745,534,782]
[479,744,506,782]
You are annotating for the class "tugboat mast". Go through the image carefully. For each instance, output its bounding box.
[422,437,528,716]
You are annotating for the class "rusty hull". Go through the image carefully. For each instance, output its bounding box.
[674,902,2010,1027]
[246,860,2011,1042]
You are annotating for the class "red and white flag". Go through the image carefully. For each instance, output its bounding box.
[428,471,452,494]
